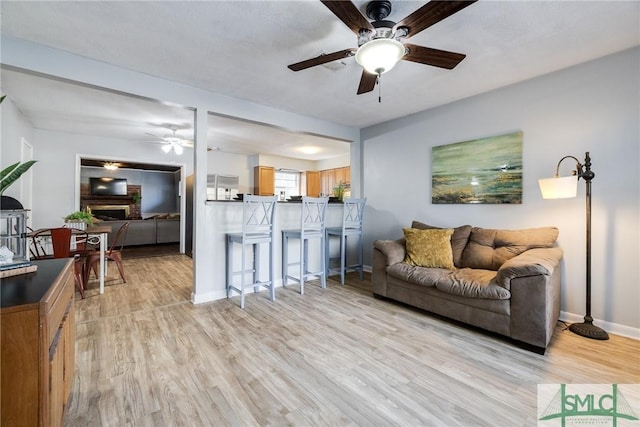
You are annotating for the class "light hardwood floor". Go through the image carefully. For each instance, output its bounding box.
[65,255,640,426]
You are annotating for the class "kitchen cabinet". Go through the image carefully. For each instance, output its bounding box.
[321,169,335,196]
[334,166,350,185]
[306,171,321,197]
[254,166,275,196]
[320,166,350,195]
[1,258,76,427]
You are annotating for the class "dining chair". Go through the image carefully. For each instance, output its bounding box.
[226,195,278,309]
[84,221,129,285]
[31,227,89,298]
[325,198,367,285]
[282,196,329,295]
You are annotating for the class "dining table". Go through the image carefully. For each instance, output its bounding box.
[29,224,112,295]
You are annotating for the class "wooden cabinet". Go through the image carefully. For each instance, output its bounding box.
[254,166,275,196]
[1,258,76,427]
[334,167,349,185]
[320,166,350,195]
[306,171,321,197]
[321,169,335,196]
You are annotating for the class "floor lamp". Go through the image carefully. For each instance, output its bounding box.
[538,151,609,340]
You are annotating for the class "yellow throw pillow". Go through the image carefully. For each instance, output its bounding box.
[403,228,455,270]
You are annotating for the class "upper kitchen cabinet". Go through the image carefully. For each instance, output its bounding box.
[254,166,275,196]
[321,166,350,195]
[306,171,321,197]
[335,167,350,185]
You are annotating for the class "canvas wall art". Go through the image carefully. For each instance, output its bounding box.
[432,131,523,204]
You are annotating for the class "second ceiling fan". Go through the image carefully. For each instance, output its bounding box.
[288,0,476,95]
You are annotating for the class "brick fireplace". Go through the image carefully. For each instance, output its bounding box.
[80,183,141,220]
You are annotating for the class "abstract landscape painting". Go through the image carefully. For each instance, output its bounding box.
[432,131,523,204]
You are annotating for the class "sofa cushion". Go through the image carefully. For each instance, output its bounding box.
[435,268,510,300]
[373,239,407,266]
[403,228,455,270]
[460,227,559,271]
[496,247,564,288]
[387,263,449,288]
[411,221,472,267]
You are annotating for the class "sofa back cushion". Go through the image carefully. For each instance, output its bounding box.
[460,227,559,271]
[411,221,472,268]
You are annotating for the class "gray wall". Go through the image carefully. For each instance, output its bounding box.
[361,47,639,331]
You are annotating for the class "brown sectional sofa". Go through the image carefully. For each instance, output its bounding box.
[372,221,564,353]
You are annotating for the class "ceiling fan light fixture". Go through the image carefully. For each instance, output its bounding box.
[103,162,119,170]
[174,144,184,155]
[355,38,405,75]
[161,144,172,153]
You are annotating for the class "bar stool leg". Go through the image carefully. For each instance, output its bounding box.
[300,238,306,295]
[240,242,246,309]
[226,237,232,298]
[253,243,260,293]
[340,234,347,285]
[358,232,364,280]
[282,232,288,287]
[320,234,326,289]
[269,238,275,302]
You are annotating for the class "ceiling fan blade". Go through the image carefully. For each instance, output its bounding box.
[402,44,466,69]
[321,0,374,35]
[395,0,477,38]
[357,71,377,95]
[288,49,356,71]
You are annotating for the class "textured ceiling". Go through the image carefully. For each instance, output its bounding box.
[1,1,638,158]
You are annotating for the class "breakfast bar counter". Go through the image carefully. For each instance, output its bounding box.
[202,200,349,300]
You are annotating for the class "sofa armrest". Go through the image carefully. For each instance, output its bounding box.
[496,247,564,288]
[373,239,406,266]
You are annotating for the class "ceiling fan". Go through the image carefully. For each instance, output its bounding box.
[145,126,193,155]
[288,0,476,95]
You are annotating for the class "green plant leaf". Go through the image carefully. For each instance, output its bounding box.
[0,160,37,195]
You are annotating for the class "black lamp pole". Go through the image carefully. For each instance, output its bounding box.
[558,152,609,340]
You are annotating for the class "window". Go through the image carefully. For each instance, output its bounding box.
[275,171,300,200]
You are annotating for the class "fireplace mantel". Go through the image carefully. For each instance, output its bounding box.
[80,184,141,219]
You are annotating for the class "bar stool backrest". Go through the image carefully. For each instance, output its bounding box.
[300,197,329,236]
[342,198,367,232]
[242,195,278,239]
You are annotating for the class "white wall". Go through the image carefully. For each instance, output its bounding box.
[0,96,35,202]
[317,154,350,171]
[207,151,252,193]
[361,47,640,332]
[31,129,192,229]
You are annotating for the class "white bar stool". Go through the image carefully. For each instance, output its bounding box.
[325,198,367,284]
[226,195,277,308]
[282,196,329,295]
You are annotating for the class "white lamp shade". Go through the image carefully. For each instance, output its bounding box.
[161,144,172,153]
[538,175,578,199]
[355,38,405,75]
[174,144,184,155]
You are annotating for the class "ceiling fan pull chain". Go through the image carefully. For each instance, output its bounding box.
[377,74,381,103]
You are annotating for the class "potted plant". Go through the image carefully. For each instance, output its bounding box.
[64,208,94,229]
[0,161,38,210]
[333,182,345,202]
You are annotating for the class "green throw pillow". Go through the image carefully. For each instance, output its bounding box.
[403,228,455,270]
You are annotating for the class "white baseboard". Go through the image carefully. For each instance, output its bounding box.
[191,290,226,304]
[559,311,639,340]
[192,279,288,305]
